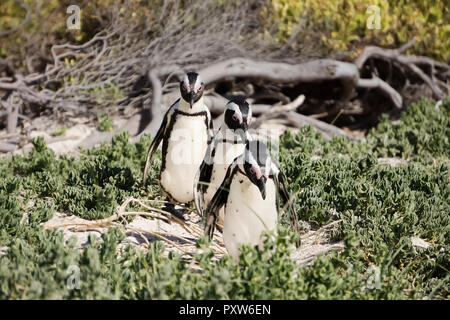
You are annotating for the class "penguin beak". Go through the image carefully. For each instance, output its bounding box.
[189,95,194,109]
[256,176,267,200]
[238,123,249,142]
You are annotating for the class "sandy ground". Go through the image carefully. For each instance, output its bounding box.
[43,208,345,267]
[42,209,431,269]
[44,210,220,258]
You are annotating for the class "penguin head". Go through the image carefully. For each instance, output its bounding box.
[224,97,252,142]
[180,72,204,108]
[243,140,271,200]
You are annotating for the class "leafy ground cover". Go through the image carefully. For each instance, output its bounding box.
[266,0,449,60]
[0,97,448,299]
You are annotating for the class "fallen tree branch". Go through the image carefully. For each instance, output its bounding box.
[197,56,424,121]
[355,38,417,69]
[44,197,227,255]
[356,40,448,100]
[358,75,403,109]
[200,58,359,102]
[249,94,305,129]
[0,142,18,153]
[142,66,183,138]
[204,94,273,116]
[267,94,305,114]
[2,10,448,151]
[249,94,355,140]
[252,110,355,140]
[5,93,20,134]
[147,66,183,117]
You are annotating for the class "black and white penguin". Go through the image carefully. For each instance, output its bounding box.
[204,140,300,261]
[142,72,213,216]
[193,97,252,224]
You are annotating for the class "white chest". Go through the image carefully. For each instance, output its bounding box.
[204,141,245,224]
[204,142,245,203]
[222,172,278,261]
[161,114,208,203]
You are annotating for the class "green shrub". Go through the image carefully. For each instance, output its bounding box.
[265,0,449,61]
[97,114,114,132]
[0,98,448,299]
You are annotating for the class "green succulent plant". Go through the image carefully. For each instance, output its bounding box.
[0,97,448,299]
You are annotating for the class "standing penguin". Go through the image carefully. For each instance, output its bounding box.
[204,140,300,261]
[142,72,213,216]
[193,97,252,224]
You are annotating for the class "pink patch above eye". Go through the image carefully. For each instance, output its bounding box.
[251,166,262,179]
[233,113,242,123]
[194,83,202,92]
[183,82,190,92]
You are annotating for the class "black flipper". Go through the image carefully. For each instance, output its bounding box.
[274,170,301,247]
[193,139,216,216]
[204,163,237,240]
[207,108,214,144]
[194,149,213,216]
[142,100,177,186]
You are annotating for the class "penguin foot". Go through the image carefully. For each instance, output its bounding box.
[204,214,216,240]
[162,204,186,221]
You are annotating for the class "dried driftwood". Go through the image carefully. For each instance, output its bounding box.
[0,1,449,150]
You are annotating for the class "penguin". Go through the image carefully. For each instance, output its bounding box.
[193,97,252,225]
[204,140,300,261]
[142,72,213,217]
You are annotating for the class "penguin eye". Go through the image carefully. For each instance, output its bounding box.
[232,114,239,122]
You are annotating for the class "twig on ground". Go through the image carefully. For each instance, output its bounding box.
[44,197,227,256]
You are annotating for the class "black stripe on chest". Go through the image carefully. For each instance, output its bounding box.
[237,167,275,180]
[220,139,244,144]
[201,140,244,193]
[211,139,244,159]
[175,109,209,131]
[161,109,209,172]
